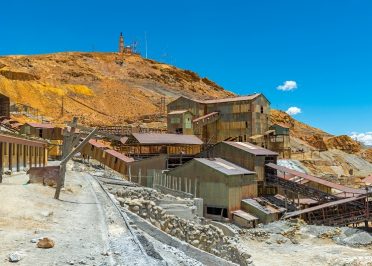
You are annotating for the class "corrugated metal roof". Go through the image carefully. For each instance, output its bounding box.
[203,93,262,104]
[266,163,366,194]
[178,93,263,104]
[168,110,190,115]
[194,158,255,175]
[105,149,134,163]
[223,141,278,156]
[26,122,55,129]
[283,196,365,219]
[232,210,259,221]
[88,139,108,149]
[132,133,203,145]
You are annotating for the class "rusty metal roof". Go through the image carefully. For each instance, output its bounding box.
[266,163,366,195]
[88,139,108,149]
[223,141,278,156]
[177,93,263,105]
[0,133,47,147]
[194,158,255,176]
[202,93,262,104]
[132,133,203,145]
[105,149,134,163]
[283,195,366,219]
[26,122,55,129]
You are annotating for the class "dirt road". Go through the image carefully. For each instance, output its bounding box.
[0,167,156,265]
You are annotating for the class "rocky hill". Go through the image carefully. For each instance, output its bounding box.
[0,52,365,154]
[0,52,232,125]
[270,109,361,153]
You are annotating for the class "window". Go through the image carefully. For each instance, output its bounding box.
[260,106,264,114]
[39,129,43,138]
[206,206,228,218]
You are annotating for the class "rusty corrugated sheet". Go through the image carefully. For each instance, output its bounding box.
[266,163,366,194]
[105,149,134,163]
[132,133,203,145]
[88,139,108,149]
[26,122,55,129]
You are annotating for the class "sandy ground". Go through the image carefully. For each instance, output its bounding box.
[0,167,152,265]
[239,222,372,266]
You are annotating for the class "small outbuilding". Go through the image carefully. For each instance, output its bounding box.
[167,157,256,220]
[200,141,278,195]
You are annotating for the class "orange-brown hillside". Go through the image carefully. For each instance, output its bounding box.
[0,52,233,125]
[270,109,361,153]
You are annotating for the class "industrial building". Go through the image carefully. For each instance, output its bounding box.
[167,93,270,144]
[0,133,48,178]
[0,93,10,118]
[200,141,278,196]
[167,158,256,220]
[120,133,203,158]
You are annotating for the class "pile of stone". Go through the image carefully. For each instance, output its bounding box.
[115,187,252,265]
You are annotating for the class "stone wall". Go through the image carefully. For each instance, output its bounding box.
[114,186,252,265]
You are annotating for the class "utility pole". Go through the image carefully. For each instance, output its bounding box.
[61,96,64,117]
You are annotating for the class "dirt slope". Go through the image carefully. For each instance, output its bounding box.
[270,110,361,153]
[0,52,233,125]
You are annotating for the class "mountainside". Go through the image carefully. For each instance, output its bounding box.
[270,109,361,153]
[0,52,364,153]
[0,52,232,125]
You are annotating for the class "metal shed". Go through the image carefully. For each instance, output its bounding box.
[168,157,256,220]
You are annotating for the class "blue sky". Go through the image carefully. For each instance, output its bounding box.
[0,0,371,139]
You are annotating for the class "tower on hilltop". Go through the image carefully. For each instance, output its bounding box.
[119,32,124,53]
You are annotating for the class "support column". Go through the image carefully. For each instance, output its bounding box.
[29,146,33,168]
[16,144,20,172]
[0,142,3,183]
[23,145,27,169]
[8,143,12,171]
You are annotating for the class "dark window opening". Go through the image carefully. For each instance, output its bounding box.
[114,157,118,164]
[206,207,228,218]
[260,106,264,114]
[245,121,248,128]
[38,129,43,138]
[175,128,183,134]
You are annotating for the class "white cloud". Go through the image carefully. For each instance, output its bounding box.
[350,132,372,146]
[286,106,301,115]
[277,80,298,91]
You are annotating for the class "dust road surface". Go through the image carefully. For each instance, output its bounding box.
[0,169,153,265]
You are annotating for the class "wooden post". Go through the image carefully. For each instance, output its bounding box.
[29,146,32,169]
[54,126,97,199]
[194,179,197,197]
[0,142,3,183]
[23,145,27,170]
[16,144,20,172]
[128,165,132,182]
[8,143,12,171]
